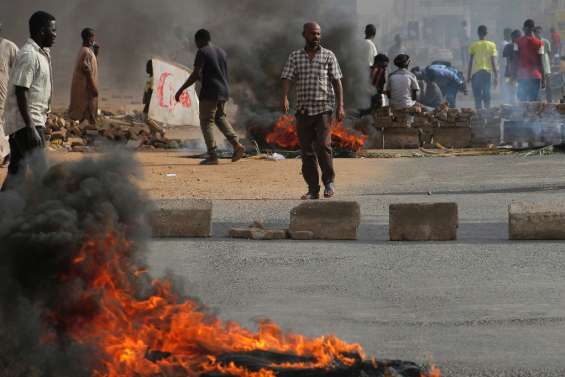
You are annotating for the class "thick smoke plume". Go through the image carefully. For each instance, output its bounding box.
[0,153,151,375]
[0,0,366,123]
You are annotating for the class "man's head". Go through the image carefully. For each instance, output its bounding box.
[29,11,56,48]
[146,59,153,76]
[373,53,389,68]
[393,54,410,69]
[365,24,376,39]
[81,27,95,46]
[550,27,556,33]
[511,29,522,42]
[504,28,512,41]
[477,25,488,39]
[523,19,535,34]
[303,22,321,50]
[194,28,211,49]
[394,34,402,45]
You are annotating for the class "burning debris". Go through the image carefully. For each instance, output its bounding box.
[0,153,439,377]
[260,115,367,153]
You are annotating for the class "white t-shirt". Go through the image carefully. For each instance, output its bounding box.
[3,39,53,136]
[364,39,378,67]
[386,68,420,109]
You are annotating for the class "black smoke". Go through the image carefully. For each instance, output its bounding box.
[0,152,150,376]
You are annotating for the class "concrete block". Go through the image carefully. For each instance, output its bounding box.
[389,203,458,241]
[433,127,472,148]
[290,201,361,240]
[509,201,565,240]
[288,230,315,240]
[151,199,212,238]
[383,128,420,149]
[471,124,501,147]
[229,228,288,240]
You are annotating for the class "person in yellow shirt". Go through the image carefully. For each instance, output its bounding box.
[467,25,498,110]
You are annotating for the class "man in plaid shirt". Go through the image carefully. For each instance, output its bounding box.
[281,22,345,200]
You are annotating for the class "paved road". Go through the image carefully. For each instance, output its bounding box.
[147,155,565,376]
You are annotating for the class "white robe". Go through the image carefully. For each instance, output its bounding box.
[0,38,18,159]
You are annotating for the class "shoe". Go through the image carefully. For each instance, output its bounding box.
[199,157,219,165]
[301,192,320,200]
[324,183,335,198]
[232,143,245,162]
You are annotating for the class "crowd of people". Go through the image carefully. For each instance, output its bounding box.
[362,18,562,116]
[0,11,562,200]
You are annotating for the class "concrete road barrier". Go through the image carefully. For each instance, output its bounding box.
[389,203,458,241]
[509,201,565,240]
[150,199,212,238]
[290,201,361,240]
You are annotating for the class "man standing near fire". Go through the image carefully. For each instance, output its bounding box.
[69,28,99,126]
[175,29,245,165]
[281,22,344,200]
[1,11,56,191]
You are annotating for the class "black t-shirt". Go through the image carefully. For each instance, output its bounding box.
[194,45,230,101]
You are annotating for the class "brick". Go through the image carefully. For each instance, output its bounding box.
[503,121,542,145]
[389,203,458,241]
[509,202,565,240]
[471,125,501,147]
[151,199,212,238]
[433,127,472,148]
[229,228,288,240]
[288,230,315,240]
[540,123,563,145]
[290,201,361,240]
[383,128,420,149]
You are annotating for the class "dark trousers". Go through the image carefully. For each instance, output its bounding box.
[1,127,46,191]
[444,84,459,108]
[517,79,541,102]
[471,70,492,110]
[296,112,335,193]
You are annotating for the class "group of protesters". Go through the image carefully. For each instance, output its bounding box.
[363,18,561,115]
[0,11,562,200]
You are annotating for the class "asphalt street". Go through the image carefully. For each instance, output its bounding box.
[148,155,565,376]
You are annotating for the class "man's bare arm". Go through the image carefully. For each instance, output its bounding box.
[467,55,474,82]
[491,56,498,87]
[175,69,201,102]
[332,78,345,121]
[281,78,292,113]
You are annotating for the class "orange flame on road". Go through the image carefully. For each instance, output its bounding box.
[49,233,367,377]
[266,115,367,152]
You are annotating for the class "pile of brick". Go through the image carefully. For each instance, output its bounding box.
[371,104,476,149]
[501,103,565,148]
[45,112,182,152]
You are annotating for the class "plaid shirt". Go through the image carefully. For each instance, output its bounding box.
[281,46,343,116]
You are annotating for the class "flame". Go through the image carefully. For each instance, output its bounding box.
[265,115,367,152]
[47,232,367,376]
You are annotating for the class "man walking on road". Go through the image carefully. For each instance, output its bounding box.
[0,21,19,166]
[281,22,344,200]
[1,11,56,191]
[515,19,545,102]
[468,25,498,110]
[175,29,244,165]
[69,28,99,125]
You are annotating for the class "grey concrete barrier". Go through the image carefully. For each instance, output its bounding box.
[150,199,212,238]
[389,202,458,241]
[289,201,361,240]
[509,201,565,240]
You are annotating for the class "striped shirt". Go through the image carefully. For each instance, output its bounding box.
[281,46,343,116]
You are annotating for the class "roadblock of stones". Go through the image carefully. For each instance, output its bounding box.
[509,201,565,240]
[389,203,459,241]
[289,201,361,240]
[150,199,213,238]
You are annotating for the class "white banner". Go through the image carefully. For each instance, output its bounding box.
[148,58,200,126]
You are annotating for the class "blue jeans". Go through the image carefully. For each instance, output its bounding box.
[471,70,492,110]
[444,84,459,108]
[517,79,541,102]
